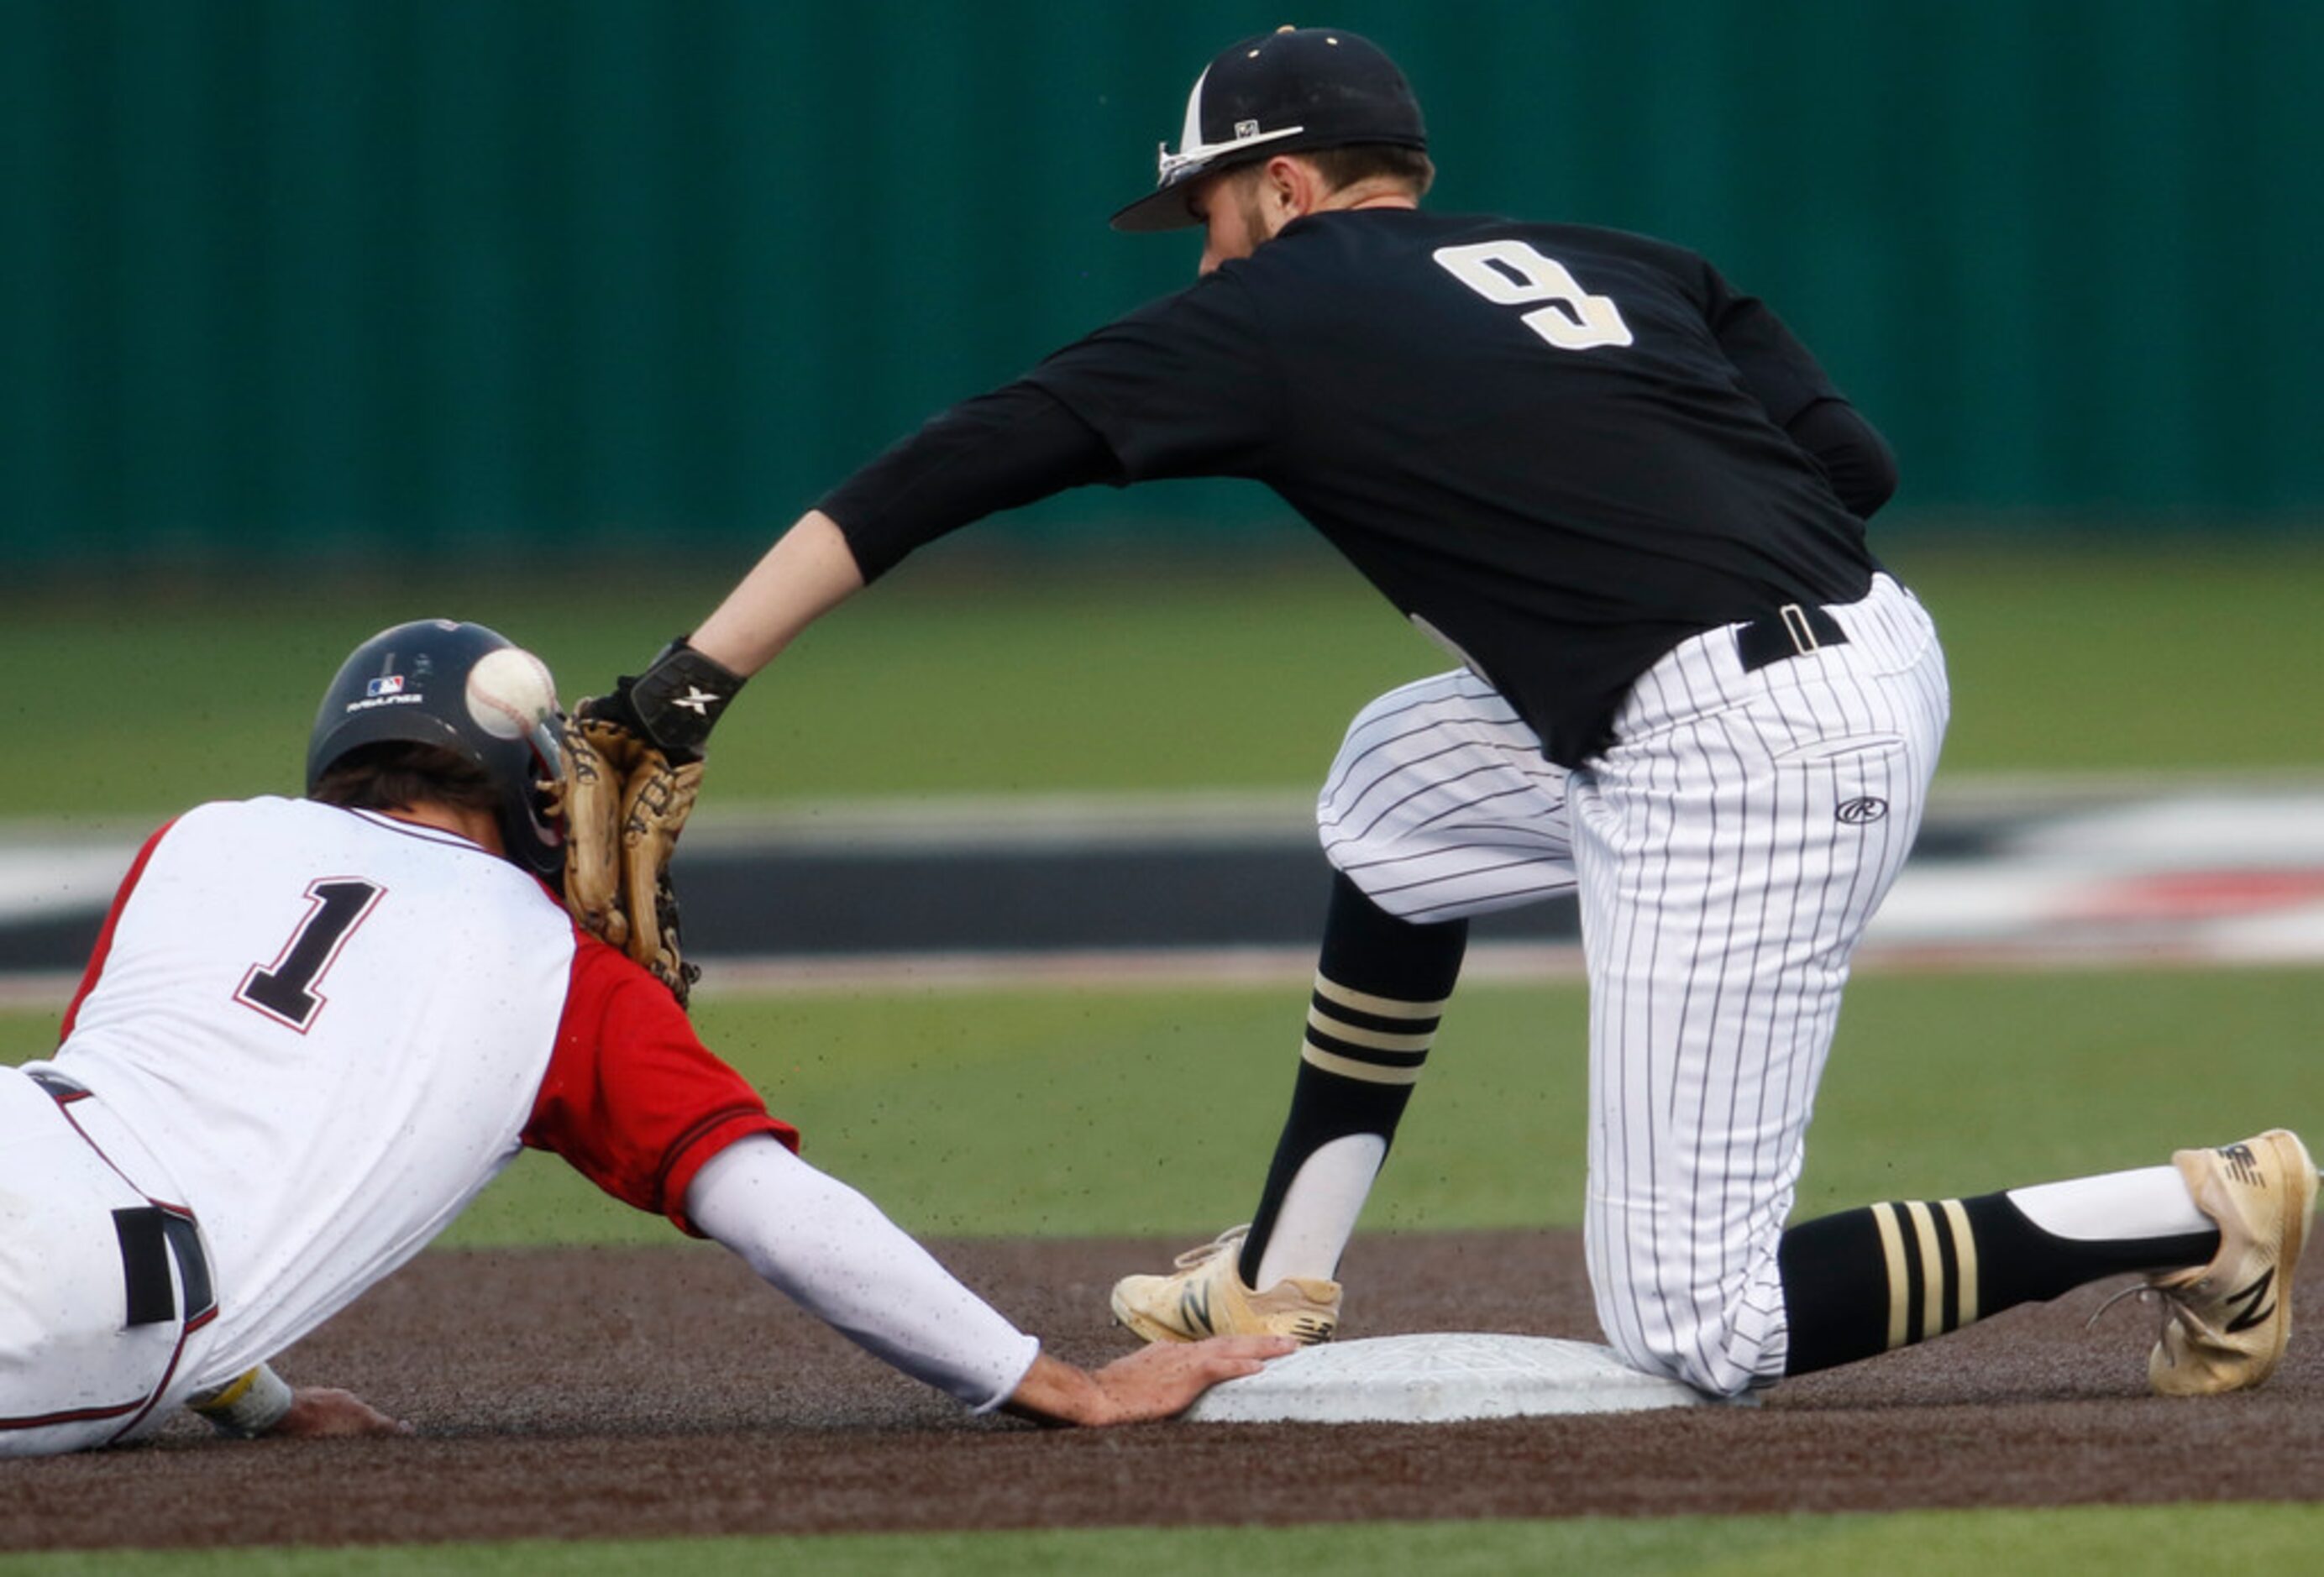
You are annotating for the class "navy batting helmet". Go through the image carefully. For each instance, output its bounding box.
[306,619,567,880]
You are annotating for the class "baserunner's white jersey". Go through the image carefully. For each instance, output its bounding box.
[29,799,574,1380]
[8,790,1049,1457]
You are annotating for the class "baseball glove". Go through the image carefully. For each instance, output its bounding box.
[550,711,705,1007]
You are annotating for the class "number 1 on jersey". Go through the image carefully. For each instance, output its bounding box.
[238,878,384,1031]
[1432,239,1634,351]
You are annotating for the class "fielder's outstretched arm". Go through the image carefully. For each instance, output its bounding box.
[685,1136,1284,1425]
[573,511,862,763]
[688,511,868,679]
[602,385,1113,759]
[690,383,1110,678]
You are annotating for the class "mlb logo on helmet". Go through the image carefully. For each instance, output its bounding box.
[365,676,407,698]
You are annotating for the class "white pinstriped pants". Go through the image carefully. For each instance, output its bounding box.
[1319,575,1949,1395]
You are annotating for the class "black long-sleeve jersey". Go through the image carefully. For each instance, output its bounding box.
[821,209,1891,765]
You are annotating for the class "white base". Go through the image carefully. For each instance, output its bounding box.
[1182,1333,1737,1423]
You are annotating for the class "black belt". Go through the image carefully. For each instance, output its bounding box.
[29,1071,218,1330]
[1735,602,1849,673]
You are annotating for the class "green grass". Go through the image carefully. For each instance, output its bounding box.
[4,1505,2322,1575]
[0,555,1423,825]
[11,963,2315,1247]
[5,541,2324,824]
[1894,540,2324,774]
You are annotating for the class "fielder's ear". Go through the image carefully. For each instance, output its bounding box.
[1266,154,1325,220]
[1264,155,1304,205]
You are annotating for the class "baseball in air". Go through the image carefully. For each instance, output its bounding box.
[464,646,561,740]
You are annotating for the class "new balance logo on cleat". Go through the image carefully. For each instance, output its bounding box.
[2222,1268,2277,1334]
[2145,1129,2316,1395]
[1110,1224,1346,1345]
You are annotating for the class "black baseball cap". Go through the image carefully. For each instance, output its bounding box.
[1111,26,1428,233]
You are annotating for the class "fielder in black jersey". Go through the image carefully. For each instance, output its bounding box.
[836,210,1886,768]
[597,27,2312,1400]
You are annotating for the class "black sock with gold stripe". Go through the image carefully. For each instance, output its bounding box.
[1237,873,1467,1286]
[1778,1192,2220,1375]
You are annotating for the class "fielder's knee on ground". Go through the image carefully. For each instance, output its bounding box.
[1588,1217,1789,1398]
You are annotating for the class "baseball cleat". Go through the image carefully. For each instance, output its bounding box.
[1110,1225,1342,1346]
[2145,1129,2317,1396]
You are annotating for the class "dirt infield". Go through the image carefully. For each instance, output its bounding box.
[5,1229,2321,1551]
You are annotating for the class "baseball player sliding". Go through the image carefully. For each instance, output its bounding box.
[0,620,1282,1457]
[588,28,2313,1399]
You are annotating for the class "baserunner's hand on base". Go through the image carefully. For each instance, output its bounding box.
[1005,1335,1293,1426]
[1093,1334,1294,1422]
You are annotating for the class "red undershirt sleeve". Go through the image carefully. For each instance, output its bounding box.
[522,935,799,1236]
